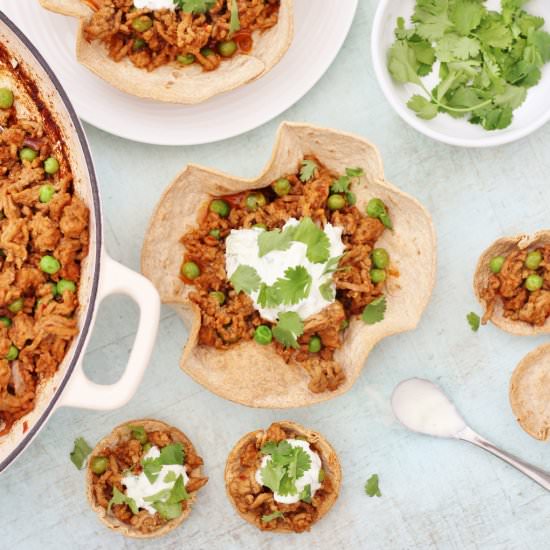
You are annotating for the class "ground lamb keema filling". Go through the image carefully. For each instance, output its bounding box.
[0,85,89,435]
[180,158,393,393]
[481,246,550,326]
[83,0,281,73]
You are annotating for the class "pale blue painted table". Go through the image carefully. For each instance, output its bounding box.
[2,2,550,548]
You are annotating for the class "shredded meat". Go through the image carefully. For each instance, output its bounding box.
[0,95,89,435]
[481,246,550,326]
[180,159,389,393]
[89,425,208,535]
[83,0,280,72]
[227,423,336,533]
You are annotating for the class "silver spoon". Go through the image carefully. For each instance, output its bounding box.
[391,378,550,491]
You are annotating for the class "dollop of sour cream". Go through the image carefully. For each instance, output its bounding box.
[133,0,175,10]
[122,446,189,515]
[391,378,467,438]
[225,218,345,322]
[255,439,322,504]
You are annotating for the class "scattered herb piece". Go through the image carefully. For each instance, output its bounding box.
[319,280,335,302]
[272,311,304,348]
[292,217,331,263]
[262,511,284,522]
[365,474,382,497]
[299,484,312,503]
[387,0,550,130]
[467,311,481,332]
[273,266,312,305]
[108,487,139,514]
[230,264,261,294]
[229,0,241,35]
[299,160,318,182]
[361,296,387,325]
[258,227,294,257]
[174,0,216,13]
[70,437,92,470]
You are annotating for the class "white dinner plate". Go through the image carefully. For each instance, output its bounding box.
[1,0,358,146]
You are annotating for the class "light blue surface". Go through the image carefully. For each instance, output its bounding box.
[2,1,550,548]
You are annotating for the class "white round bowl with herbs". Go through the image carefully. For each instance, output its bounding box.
[371,0,550,147]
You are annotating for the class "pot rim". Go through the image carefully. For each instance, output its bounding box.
[0,12,102,472]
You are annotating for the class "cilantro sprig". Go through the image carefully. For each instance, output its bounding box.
[299,159,318,182]
[173,0,216,13]
[365,474,382,497]
[70,437,92,470]
[388,0,550,130]
[259,441,312,500]
[361,296,387,325]
[273,311,304,349]
[262,511,285,522]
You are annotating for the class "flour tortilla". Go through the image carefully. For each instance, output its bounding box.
[141,122,437,408]
[224,421,341,532]
[86,418,205,539]
[39,0,294,104]
[473,231,550,335]
[510,344,550,441]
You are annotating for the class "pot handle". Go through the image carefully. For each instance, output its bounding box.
[58,253,160,410]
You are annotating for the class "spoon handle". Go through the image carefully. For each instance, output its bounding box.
[457,427,550,491]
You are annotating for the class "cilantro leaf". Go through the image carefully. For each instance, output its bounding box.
[229,0,240,35]
[330,176,350,194]
[70,437,92,470]
[361,296,387,325]
[407,95,438,120]
[273,311,304,349]
[299,484,312,503]
[467,312,480,332]
[108,487,138,514]
[142,458,163,484]
[258,227,295,257]
[319,280,335,302]
[173,0,215,13]
[388,40,423,85]
[345,167,365,178]
[153,501,182,520]
[322,255,343,276]
[475,16,513,49]
[435,34,480,62]
[365,474,382,497]
[164,471,177,483]
[292,217,331,264]
[166,474,190,503]
[450,0,486,36]
[300,160,318,182]
[260,461,285,493]
[412,0,452,41]
[159,443,185,466]
[288,447,311,481]
[273,266,312,305]
[257,283,282,308]
[230,265,261,294]
[262,511,284,522]
[128,424,146,442]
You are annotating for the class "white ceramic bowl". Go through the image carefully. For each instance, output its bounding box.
[371,0,550,147]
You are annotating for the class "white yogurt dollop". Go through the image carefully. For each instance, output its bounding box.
[225,218,345,322]
[255,439,322,504]
[391,378,467,438]
[133,0,176,10]
[122,446,188,515]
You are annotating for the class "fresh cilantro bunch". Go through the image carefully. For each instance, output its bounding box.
[259,440,313,501]
[387,0,550,130]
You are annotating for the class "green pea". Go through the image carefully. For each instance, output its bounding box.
[39,184,56,204]
[366,198,387,219]
[39,255,61,275]
[133,38,146,51]
[19,147,38,162]
[57,279,76,294]
[0,316,12,328]
[209,228,221,239]
[6,345,18,361]
[340,319,349,331]
[0,88,14,109]
[254,325,272,345]
[489,256,505,274]
[525,274,543,292]
[372,248,390,269]
[209,199,230,218]
[182,261,201,280]
[177,53,195,65]
[218,40,237,57]
[8,298,24,313]
[273,178,291,196]
[252,223,267,230]
[245,192,267,212]
[200,47,215,57]
[525,250,542,270]
[44,157,59,175]
[327,194,346,210]
[91,456,109,475]
[370,269,387,284]
[210,291,225,305]
[308,335,322,353]
[131,15,153,32]
[131,427,148,445]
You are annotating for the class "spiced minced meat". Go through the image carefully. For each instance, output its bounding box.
[0,88,89,435]
[180,158,390,394]
[481,246,550,326]
[83,0,280,73]
[226,422,337,533]
[89,425,208,535]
